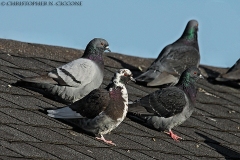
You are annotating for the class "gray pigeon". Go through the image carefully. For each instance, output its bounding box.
[128,67,203,141]
[216,58,240,82]
[18,38,110,103]
[48,69,135,146]
[135,20,200,86]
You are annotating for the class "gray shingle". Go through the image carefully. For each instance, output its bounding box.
[1,140,56,159]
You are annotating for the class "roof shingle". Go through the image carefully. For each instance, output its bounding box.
[0,39,240,160]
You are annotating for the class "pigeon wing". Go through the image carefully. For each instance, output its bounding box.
[130,87,187,118]
[48,58,99,87]
[152,45,200,76]
[70,89,110,119]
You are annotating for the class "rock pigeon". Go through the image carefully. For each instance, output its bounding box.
[47,69,135,146]
[128,67,203,141]
[17,38,111,103]
[135,20,200,86]
[215,58,240,82]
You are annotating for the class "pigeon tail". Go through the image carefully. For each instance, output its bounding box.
[135,70,158,83]
[47,107,84,119]
[21,75,58,84]
[135,69,179,86]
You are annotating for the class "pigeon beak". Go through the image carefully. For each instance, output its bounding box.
[130,76,136,82]
[127,76,136,83]
[199,74,204,79]
[105,46,111,52]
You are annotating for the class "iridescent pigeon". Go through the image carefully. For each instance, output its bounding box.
[48,69,135,146]
[17,38,110,103]
[216,58,240,82]
[128,67,203,141]
[135,20,200,86]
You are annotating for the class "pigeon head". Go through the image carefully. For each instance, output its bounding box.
[94,38,111,52]
[179,66,203,86]
[180,20,198,41]
[177,66,203,102]
[83,38,111,59]
[113,69,136,86]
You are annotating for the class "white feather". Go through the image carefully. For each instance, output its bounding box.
[47,107,84,119]
[128,101,134,104]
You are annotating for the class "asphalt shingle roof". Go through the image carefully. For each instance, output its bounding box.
[0,39,240,160]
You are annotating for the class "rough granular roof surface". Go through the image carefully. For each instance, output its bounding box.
[0,39,240,160]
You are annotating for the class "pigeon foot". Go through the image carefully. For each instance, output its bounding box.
[96,135,116,146]
[165,130,182,142]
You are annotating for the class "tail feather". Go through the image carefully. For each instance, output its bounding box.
[128,102,155,116]
[15,80,54,90]
[135,70,178,86]
[21,75,58,84]
[47,107,84,119]
[135,70,156,83]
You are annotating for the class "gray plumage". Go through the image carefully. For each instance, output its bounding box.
[48,69,135,146]
[136,20,200,86]
[216,58,240,82]
[128,67,203,141]
[18,38,110,103]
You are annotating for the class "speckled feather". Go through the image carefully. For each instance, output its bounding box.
[47,69,134,145]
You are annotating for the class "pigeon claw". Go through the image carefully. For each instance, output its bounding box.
[96,135,116,146]
[165,130,182,142]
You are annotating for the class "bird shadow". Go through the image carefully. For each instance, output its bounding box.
[127,113,163,132]
[195,132,240,159]
[107,56,140,75]
[12,81,71,104]
[212,80,240,89]
[200,66,240,89]
[12,73,71,104]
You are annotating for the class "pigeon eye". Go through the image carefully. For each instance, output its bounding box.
[101,42,104,46]
[193,72,197,74]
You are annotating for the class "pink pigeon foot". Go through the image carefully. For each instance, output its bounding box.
[96,135,116,146]
[165,130,182,141]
